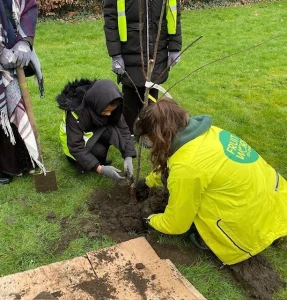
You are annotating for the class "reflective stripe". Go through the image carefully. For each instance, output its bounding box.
[166,0,177,34]
[148,94,157,103]
[117,0,127,42]
[71,111,78,119]
[59,111,94,159]
[59,113,75,159]
[83,131,93,143]
[117,0,177,41]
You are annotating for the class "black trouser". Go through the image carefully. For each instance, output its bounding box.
[66,129,111,173]
[0,123,33,175]
[122,86,159,134]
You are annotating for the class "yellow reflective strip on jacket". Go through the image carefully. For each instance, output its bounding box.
[83,131,93,143]
[117,0,127,42]
[71,112,94,142]
[71,111,78,119]
[59,112,94,159]
[117,0,177,42]
[59,112,75,159]
[166,0,177,34]
[148,94,157,103]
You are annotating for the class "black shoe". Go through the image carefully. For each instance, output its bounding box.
[189,232,209,250]
[0,171,13,185]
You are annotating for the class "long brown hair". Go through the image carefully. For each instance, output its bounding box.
[134,97,188,173]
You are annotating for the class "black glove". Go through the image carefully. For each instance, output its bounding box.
[141,205,153,219]
[136,178,150,201]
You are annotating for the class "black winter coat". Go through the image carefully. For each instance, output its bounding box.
[104,0,182,88]
[57,79,136,171]
[66,111,136,171]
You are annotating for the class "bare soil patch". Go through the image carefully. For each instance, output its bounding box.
[86,183,284,299]
[46,183,283,299]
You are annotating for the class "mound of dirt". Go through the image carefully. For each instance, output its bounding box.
[87,184,168,240]
[229,255,284,300]
[86,183,284,300]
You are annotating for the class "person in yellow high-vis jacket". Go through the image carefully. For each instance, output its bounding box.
[134,97,287,265]
[103,0,182,134]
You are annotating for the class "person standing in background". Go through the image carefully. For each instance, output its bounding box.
[0,0,44,184]
[103,0,182,135]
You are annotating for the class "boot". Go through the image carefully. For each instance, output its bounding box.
[189,232,210,251]
[0,171,13,185]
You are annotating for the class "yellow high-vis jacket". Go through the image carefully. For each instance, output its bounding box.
[145,117,287,265]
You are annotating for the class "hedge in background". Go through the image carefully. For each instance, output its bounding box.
[37,0,277,17]
[37,0,103,16]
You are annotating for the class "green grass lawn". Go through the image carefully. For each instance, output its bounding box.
[1,2,286,299]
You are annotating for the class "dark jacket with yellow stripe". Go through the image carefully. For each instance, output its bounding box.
[103,0,182,87]
[57,79,136,171]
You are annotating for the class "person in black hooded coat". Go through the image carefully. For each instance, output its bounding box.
[57,79,136,181]
[103,0,182,134]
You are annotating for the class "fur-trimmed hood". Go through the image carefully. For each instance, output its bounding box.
[56,78,95,111]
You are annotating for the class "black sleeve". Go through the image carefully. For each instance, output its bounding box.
[103,0,122,57]
[167,0,182,52]
[66,112,99,171]
[117,115,137,159]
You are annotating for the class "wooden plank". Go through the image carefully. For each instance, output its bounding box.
[166,259,206,300]
[0,237,205,300]
[87,236,160,277]
[87,237,205,299]
[0,257,96,300]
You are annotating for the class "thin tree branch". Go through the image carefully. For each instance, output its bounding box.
[164,34,283,96]
[152,0,167,65]
[115,60,144,103]
[146,0,150,61]
[138,0,146,77]
[134,59,155,186]
[155,35,203,85]
[134,0,167,189]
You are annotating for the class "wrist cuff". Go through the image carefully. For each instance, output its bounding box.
[94,162,101,172]
[22,39,33,50]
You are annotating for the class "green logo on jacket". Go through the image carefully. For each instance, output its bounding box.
[219,130,259,163]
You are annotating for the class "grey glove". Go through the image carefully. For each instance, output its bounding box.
[100,165,125,181]
[124,157,133,178]
[112,55,125,75]
[12,41,32,68]
[0,47,17,69]
[168,51,181,67]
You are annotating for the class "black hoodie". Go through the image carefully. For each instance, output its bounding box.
[57,79,136,171]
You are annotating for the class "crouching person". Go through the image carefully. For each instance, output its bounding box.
[57,79,136,181]
[134,97,287,265]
